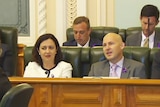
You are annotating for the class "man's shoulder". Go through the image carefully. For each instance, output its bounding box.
[124,58,144,66]
[63,39,77,46]
[92,60,108,66]
[90,38,102,42]
[126,31,141,40]
[155,30,160,38]
[90,38,102,46]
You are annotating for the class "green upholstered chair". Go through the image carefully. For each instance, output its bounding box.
[150,48,160,64]
[61,47,91,77]
[90,46,104,64]
[0,83,33,107]
[24,46,33,68]
[150,48,160,77]
[0,27,18,76]
[123,46,150,78]
[61,46,82,77]
[118,29,126,42]
[125,27,142,39]
[126,27,160,39]
[80,47,90,76]
[66,26,119,41]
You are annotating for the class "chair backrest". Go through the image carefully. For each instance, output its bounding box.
[0,27,18,75]
[118,29,126,42]
[123,46,150,78]
[66,26,119,41]
[150,47,160,69]
[0,83,34,107]
[126,27,160,39]
[24,46,33,67]
[125,27,141,39]
[61,46,82,77]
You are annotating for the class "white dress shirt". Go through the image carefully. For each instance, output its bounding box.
[109,57,124,78]
[77,38,90,47]
[141,31,155,48]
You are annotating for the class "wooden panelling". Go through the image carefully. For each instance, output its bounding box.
[9,77,160,107]
[17,44,25,76]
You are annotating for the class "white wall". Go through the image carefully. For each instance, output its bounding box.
[18,0,160,46]
[115,0,160,28]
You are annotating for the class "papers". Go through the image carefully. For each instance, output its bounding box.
[83,76,140,79]
[83,76,120,79]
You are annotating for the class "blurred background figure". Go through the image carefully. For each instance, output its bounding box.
[63,16,102,47]
[0,31,13,76]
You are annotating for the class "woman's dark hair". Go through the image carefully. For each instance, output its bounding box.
[32,33,62,66]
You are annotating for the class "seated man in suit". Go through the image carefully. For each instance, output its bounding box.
[63,16,102,47]
[88,33,146,79]
[126,4,160,48]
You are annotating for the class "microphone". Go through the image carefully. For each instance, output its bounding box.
[45,70,50,78]
[45,71,48,74]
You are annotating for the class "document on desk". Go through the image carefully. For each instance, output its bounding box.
[83,76,120,79]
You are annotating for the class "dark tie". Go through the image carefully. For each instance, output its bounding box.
[143,37,149,47]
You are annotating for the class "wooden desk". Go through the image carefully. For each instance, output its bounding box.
[17,44,26,76]
[9,77,160,107]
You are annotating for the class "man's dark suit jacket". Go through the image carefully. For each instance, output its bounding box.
[63,38,102,47]
[151,51,160,79]
[0,67,11,101]
[125,31,160,47]
[0,43,13,76]
[88,58,146,79]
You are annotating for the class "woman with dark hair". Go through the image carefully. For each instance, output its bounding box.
[24,33,73,78]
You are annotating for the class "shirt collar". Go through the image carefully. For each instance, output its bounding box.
[109,56,124,68]
[77,38,90,47]
[142,31,155,42]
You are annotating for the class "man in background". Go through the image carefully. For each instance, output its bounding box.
[63,16,102,47]
[126,4,160,48]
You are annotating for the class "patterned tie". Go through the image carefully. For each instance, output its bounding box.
[110,64,118,77]
[143,37,149,47]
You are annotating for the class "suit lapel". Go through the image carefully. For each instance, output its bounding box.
[89,38,94,47]
[137,32,142,46]
[72,41,78,46]
[102,61,110,76]
[154,31,160,47]
[121,58,130,78]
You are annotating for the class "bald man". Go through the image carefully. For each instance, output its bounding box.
[88,33,146,79]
